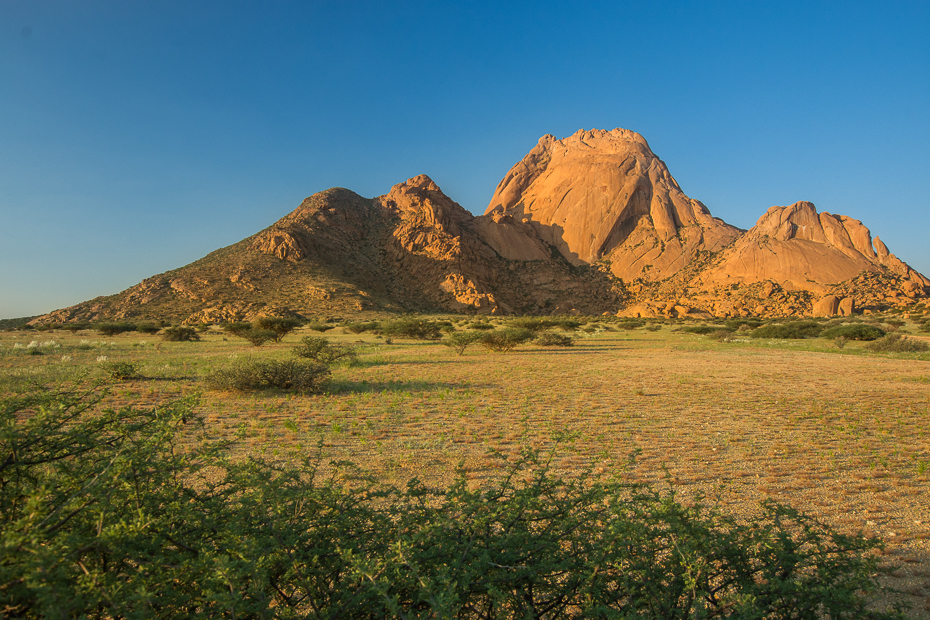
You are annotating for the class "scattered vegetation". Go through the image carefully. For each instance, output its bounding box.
[864,333,930,353]
[0,385,903,619]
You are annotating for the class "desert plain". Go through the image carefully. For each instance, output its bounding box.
[2,316,929,615]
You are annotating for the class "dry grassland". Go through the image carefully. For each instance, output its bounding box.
[2,322,929,615]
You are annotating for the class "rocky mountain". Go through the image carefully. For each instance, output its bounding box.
[35,128,929,325]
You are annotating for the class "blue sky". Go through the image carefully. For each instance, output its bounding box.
[2,1,928,319]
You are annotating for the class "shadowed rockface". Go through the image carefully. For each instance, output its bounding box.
[35,129,929,324]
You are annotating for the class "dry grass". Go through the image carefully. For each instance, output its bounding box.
[3,320,930,615]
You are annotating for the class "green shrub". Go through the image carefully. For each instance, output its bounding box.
[507,317,562,332]
[681,325,719,335]
[864,333,930,353]
[378,318,442,340]
[0,386,903,619]
[344,321,380,334]
[724,318,763,330]
[136,322,161,335]
[820,323,886,341]
[468,322,495,330]
[644,324,662,332]
[100,361,140,381]
[533,331,574,347]
[616,319,645,330]
[709,329,735,342]
[61,322,90,333]
[222,322,278,346]
[206,358,331,393]
[480,327,534,352]
[293,336,358,365]
[750,321,824,339]
[306,322,336,332]
[95,322,137,337]
[160,326,200,342]
[441,331,483,355]
[254,316,302,342]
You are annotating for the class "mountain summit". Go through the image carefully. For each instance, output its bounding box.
[36,129,929,324]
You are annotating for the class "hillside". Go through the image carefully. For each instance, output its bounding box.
[35,129,929,324]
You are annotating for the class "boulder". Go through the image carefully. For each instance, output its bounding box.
[811,295,840,317]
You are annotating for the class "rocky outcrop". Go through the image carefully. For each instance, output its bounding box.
[696,202,929,294]
[485,128,742,280]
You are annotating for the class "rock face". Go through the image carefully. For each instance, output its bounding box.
[697,201,929,293]
[33,128,930,325]
[485,129,742,280]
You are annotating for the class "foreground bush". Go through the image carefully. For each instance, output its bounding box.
[0,386,903,619]
[821,323,886,341]
[864,333,930,353]
[205,358,331,393]
[293,335,358,364]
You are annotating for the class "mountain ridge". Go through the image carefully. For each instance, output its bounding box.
[34,129,929,324]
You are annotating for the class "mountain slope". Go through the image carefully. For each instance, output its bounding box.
[34,128,929,324]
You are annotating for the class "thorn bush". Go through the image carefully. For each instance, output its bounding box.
[205,358,331,393]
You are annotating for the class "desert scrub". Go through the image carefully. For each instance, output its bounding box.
[253,316,302,342]
[160,326,200,342]
[377,318,442,340]
[864,333,930,353]
[480,327,534,352]
[344,321,380,334]
[293,335,358,365]
[708,329,735,342]
[205,358,331,393]
[305,322,336,332]
[441,331,483,355]
[533,331,574,347]
[749,321,824,339]
[820,323,886,341]
[100,361,140,381]
[0,390,904,620]
[94,322,137,337]
[222,322,277,346]
[680,325,720,335]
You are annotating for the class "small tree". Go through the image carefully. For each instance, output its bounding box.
[254,316,302,342]
[161,326,200,342]
[442,331,483,355]
[293,335,358,365]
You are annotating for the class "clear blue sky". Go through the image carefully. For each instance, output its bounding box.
[2,1,928,319]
